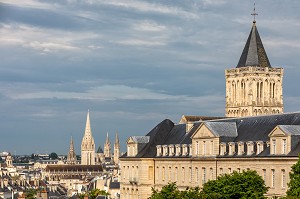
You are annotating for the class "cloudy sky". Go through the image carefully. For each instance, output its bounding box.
[0,0,300,155]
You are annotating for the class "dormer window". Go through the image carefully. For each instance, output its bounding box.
[256,141,264,154]
[246,141,254,155]
[175,144,181,156]
[237,142,244,155]
[228,142,236,155]
[182,144,188,156]
[282,139,287,154]
[272,139,276,155]
[156,145,162,156]
[162,145,168,156]
[188,144,192,156]
[220,142,227,155]
[168,145,175,156]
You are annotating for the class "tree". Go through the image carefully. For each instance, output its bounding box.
[202,170,268,199]
[49,152,58,160]
[149,182,204,199]
[287,154,300,197]
[25,188,37,199]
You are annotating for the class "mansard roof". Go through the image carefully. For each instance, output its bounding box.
[121,112,300,158]
[237,22,271,68]
[45,165,103,172]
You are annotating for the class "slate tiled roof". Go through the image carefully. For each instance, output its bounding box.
[131,136,150,143]
[237,22,271,68]
[278,125,300,135]
[122,112,300,158]
[45,165,103,172]
[205,122,237,137]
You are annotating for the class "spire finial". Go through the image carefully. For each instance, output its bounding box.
[251,3,258,23]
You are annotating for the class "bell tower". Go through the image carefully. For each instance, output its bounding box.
[225,8,283,117]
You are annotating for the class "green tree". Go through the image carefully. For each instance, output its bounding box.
[49,152,58,160]
[149,182,181,199]
[149,183,204,199]
[287,154,300,197]
[202,170,268,199]
[25,188,37,199]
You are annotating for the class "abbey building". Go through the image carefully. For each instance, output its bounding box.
[225,20,284,117]
[120,18,299,198]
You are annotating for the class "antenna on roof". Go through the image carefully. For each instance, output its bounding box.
[251,2,258,23]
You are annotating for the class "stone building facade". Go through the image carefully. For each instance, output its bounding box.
[119,19,298,199]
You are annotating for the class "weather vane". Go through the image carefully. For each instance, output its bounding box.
[251,3,258,23]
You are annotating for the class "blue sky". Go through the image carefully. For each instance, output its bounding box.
[0,0,300,155]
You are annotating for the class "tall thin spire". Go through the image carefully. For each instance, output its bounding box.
[84,110,91,136]
[67,136,77,165]
[81,110,95,165]
[115,132,119,145]
[105,132,110,144]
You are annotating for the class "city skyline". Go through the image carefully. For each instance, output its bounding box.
[1,0,300,154]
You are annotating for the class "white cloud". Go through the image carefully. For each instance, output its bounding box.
[117,39,166,47]
[1,0,56,10]
[87,0,198,19]
[133,21,166,32]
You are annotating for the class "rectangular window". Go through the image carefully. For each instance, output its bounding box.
[210,168,213,180]
[210,141,213,155]
[202,167,206,184]
[203,141,206,155]
[162,167,165,181]
[282,139,287,154]
[123,166,126,179]
[196,141,199,155]
[220,168,223,174]
[148,166,153,180]
[271,169,275,187]
[168,167,171,182]
[272,139,276,154]
[228,168,232,173]
[195,167,199,182]
[189,167,192,182]
[182,167,185,182]
[175,167,178,181]
[262,169,266,182]
[282,169,286,188]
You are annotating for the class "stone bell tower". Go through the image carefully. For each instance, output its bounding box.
[225,10,283,117]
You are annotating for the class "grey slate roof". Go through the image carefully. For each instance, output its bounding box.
[205,122,237,137]
[97,146,104,153]
[122,112,300,158]
[237,22,271,68]
[130,136,150,143]
[278,125,300,135]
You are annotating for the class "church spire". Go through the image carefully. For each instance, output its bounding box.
[115,132,119,145]
[236,5,271,68]
[84,110,92,136]
[104,132,111,158]
[67,136,77,165]
[105,132,110,144]
[81,110,95,165]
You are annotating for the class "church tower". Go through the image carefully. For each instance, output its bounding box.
[81,110,95,165]
[104,132,111,158]
[114,132,120,164]
[67,136,77,165]
[225,10,283,117]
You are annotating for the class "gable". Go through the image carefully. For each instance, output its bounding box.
[127,137,136,144]
[268,126,287,137]
[192,124,215,139]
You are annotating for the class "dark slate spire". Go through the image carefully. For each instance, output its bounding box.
[236,22,271,68]
[237,4,271,68]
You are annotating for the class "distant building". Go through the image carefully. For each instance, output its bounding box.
[67,136,77,165]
